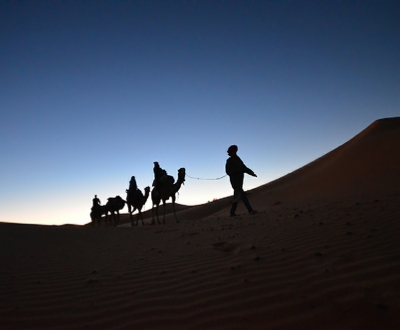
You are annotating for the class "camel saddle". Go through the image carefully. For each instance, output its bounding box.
[127,188,142,201]
[160,175,175,187]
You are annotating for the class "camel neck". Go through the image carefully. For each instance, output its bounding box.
[173,176,184,192]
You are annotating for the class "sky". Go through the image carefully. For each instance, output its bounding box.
[1,0,399,226]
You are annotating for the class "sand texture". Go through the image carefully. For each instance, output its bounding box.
[1,117,400,329]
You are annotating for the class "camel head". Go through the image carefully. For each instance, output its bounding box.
[143,186,151,200]
[178,168,186,185]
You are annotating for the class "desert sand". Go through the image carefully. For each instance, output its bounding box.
[1,117,400,329]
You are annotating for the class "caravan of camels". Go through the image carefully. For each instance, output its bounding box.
[90,164,186,227]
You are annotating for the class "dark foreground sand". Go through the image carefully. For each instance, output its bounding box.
[1,117,399,329]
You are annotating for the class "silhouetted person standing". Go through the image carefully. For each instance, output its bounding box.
[225,145,257,216]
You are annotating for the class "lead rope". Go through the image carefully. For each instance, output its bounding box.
[186,174,227,180]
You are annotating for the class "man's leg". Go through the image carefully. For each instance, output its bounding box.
[230,202,238,216]
[242,193,254,213]
[230,187,242,216]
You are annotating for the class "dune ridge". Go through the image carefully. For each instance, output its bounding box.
[1,117,400,329]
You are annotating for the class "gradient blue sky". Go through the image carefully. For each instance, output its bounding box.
[1,1,399,225]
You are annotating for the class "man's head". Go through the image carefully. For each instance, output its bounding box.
[227,145,238,156]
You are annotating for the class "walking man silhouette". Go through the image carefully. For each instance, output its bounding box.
[225,145,257,217]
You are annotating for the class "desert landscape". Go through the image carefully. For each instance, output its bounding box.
[1,117,399,329]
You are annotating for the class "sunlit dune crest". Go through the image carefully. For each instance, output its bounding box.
[1,117,400,329]
[251,116,400,201]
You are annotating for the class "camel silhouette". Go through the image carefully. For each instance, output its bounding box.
[90,204,108,226]
[105,195,126,226]
[151,167,186,224]
[126,186,150,226]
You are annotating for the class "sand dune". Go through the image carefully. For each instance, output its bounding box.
[1,117,400,329]
[252,117,400,201]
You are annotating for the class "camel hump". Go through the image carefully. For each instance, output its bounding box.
[160,175,174,186]
[127,188,143,200]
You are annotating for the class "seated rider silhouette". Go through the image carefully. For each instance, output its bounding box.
[91,195,101,211]
[153,162,166,191]
[153,162,175,196]
[127,176,138,199]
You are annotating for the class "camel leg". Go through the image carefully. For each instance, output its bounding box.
[106,211,112,226]
[171,196,180,223]
[154,203,161,224]
[152,196,161,224]
[138,210,144,226]
[128,204,134,226]
[162,200,166,224]
[135,208,139,226]
[109,212,116,226]
[131,212,138,226]
[172,202,178,223]
[151,204,158,225]
[152,205,159,225]
[132,208,139,226]
[115,211,120,226]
